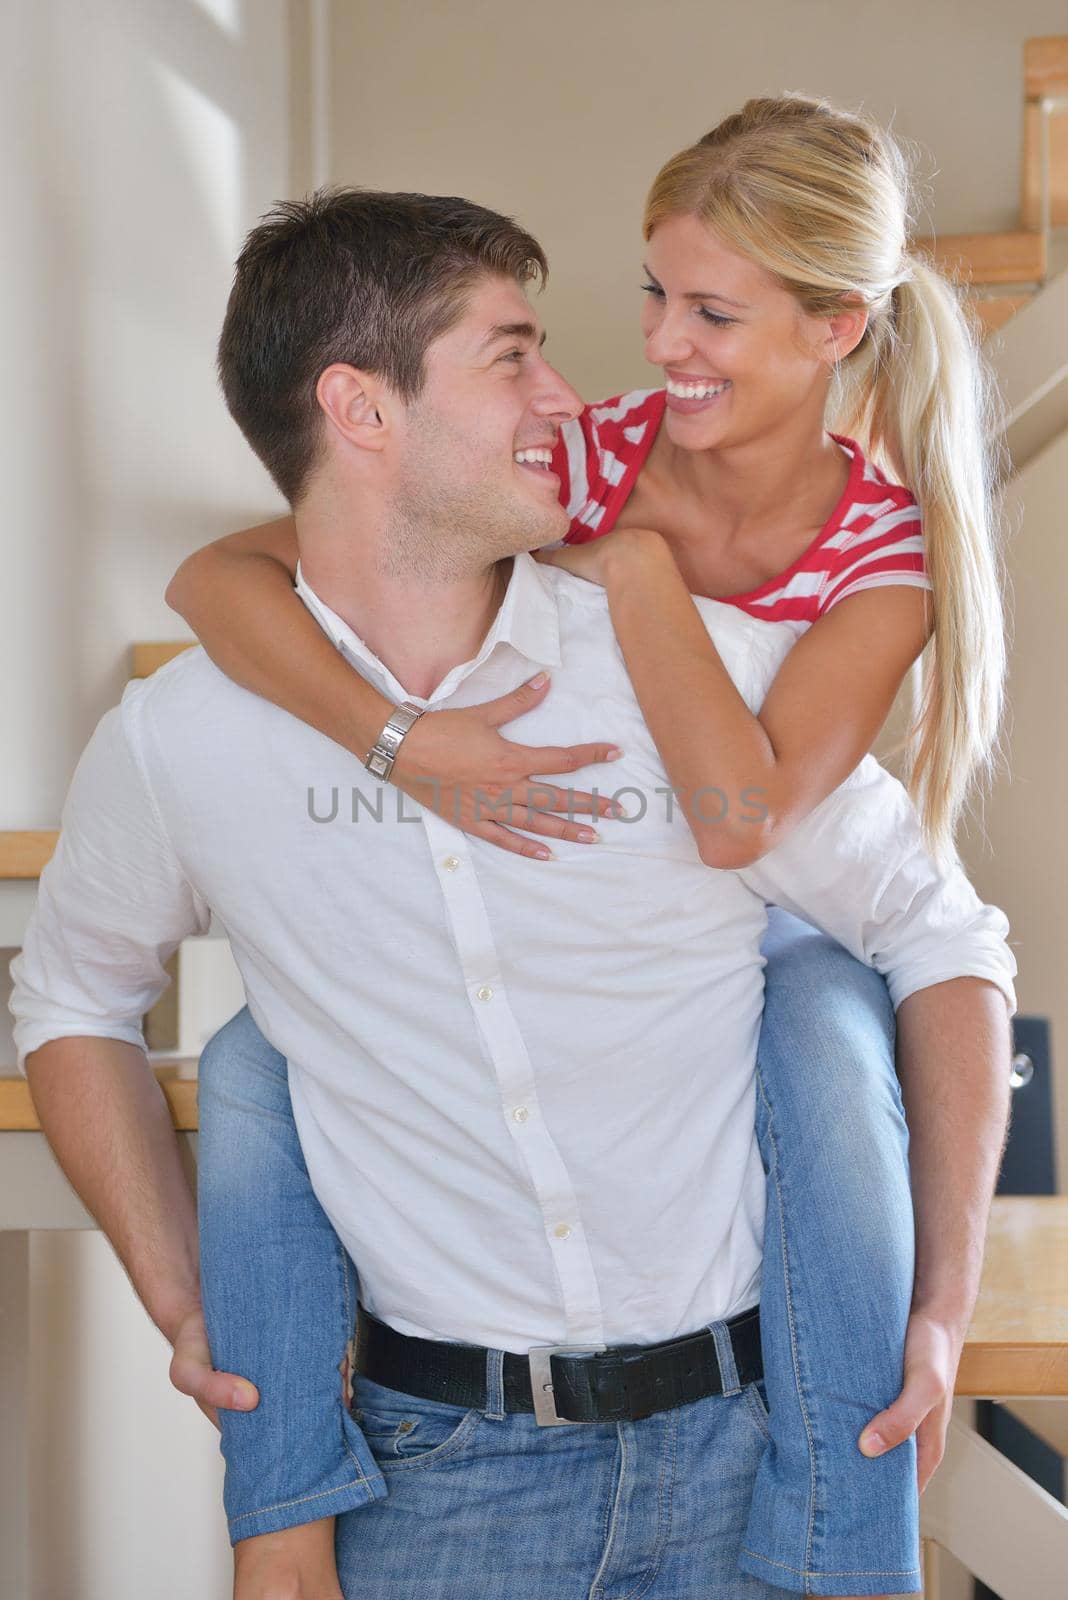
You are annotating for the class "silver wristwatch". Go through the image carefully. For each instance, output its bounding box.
[364,701,426,781]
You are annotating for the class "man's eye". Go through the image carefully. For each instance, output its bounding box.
[499,349,524,363]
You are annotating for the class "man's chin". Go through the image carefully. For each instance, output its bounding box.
[519,508,570,555]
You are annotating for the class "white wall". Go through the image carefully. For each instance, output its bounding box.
[2,2,292,1594]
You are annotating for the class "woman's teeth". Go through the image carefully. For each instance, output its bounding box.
[665,378,731,400]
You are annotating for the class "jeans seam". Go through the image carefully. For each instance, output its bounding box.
[614,1411,680,1600]
[229,1473,384,1527]
[336,1244,370,1480]
[754,1061,820,1579]
[588,1422,630,1598]
[740,1547,921,1579]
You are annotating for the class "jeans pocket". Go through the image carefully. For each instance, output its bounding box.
[743,1377,773,1442]
[352,1375,482,1469]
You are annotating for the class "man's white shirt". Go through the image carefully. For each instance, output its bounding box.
[10,553,1016,1352]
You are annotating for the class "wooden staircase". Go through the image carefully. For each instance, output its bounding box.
[916,36,1068,340]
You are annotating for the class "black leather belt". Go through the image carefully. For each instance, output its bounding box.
[353,1303,762,1427]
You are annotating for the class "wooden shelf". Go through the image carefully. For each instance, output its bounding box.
[956,1195,1068,1395]
[0,1066,198,1131]
[0,832,59,881]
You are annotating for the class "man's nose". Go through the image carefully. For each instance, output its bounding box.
[534,362,583,425]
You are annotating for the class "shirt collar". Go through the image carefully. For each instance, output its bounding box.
[294,552,563,708]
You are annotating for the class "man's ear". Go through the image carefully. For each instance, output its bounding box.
[315,364,391,453]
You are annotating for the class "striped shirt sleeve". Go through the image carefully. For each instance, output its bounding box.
[818,500,931,615]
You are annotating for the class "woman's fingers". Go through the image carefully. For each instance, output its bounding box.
[480,672,555,727]
[510,742,624,780]
[480,677,624,772]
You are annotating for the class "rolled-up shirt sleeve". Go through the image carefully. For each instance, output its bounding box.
[737,755,1018,1016]
[9,690,211,1074]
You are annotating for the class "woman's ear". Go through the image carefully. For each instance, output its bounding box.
[315,364,390,453]
[822,301,869,367]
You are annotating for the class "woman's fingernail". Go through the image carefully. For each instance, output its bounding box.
[232,1384,255,1408]
[605,747,624,760]
[577,828,599,843]
[860,1431,886,1455]
[529,672,548,688]
[535,847,553,860]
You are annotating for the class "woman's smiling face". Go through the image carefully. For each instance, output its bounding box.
[640,212,847,453]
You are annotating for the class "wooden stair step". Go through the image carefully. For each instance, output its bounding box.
[969,292,1034,338]
[915,231,1047,287]
[2,643,194,881]
[1025,35,1068,99]
[1022,38,1068,229]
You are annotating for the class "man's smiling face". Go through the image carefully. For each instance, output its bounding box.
[389,274,584,570]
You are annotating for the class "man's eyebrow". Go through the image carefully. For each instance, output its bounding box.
[479,321,548,352]
[642,265,749,311]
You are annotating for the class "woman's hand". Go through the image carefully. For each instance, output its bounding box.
[534,527,668,589]
[389,672,625,860]
[234,1521,344,1600]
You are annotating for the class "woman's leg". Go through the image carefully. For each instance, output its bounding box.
[196,1005,387,1545]
[737,909,921,1599]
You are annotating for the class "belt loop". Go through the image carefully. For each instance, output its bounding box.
[484,1345,506,1420]
[707,1318,742,1397]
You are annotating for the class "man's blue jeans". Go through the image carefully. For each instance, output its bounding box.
[197,909,920,1596]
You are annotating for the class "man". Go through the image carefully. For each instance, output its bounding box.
[11,190,1014,1599]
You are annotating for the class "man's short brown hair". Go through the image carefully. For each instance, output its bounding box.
[217,187,548,504]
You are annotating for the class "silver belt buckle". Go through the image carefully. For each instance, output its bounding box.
[527,1342,607,1426]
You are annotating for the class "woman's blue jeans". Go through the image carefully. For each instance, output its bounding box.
[197,908,920,1597]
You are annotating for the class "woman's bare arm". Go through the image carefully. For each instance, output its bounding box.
[166,520,624,858]
[538,528,932,868]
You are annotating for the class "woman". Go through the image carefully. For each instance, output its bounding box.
[174,96,1004,1599]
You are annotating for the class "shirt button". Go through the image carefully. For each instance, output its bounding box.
[442,856,461,871]
[512,1107,529,1123]
[476,986,493,1002]
[553,1223,572,1240]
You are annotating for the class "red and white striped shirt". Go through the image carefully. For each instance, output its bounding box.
[552,388,931,625]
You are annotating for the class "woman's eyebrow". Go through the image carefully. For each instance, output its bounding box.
[642,266,749,310]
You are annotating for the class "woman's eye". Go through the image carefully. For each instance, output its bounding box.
[641,284,733,328]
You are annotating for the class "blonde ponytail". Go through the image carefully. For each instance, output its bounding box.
[834,256,1006,866]
[644,95,1007,866]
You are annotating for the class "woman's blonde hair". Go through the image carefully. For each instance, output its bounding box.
[644,94,1006,867]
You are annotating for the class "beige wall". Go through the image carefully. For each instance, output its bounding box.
[2,3,293,1594]
[324,0,1068,402]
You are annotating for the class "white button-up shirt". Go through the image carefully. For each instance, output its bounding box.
[10,554,1017,1352]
